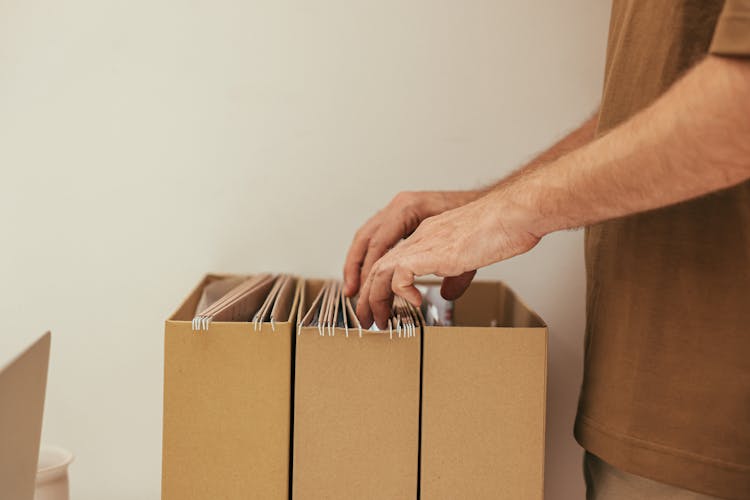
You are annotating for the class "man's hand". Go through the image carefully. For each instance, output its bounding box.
[343,112,598,317]
[343,190,479,297]
[356,55,750,328]
[356,192,542,328]
[345,111,598,328]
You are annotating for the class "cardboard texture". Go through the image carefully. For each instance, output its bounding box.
[163,276,546,500]
[420,281,548,500]
[0,332,50,500]
[292,279,421,500]
[162,275,300,500]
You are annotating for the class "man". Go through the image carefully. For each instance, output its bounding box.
[343,2,750,499]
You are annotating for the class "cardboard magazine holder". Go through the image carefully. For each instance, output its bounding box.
[292,278,421,500]
[162,275,546,500]
[420,280,548,500]
[162,274,300,500]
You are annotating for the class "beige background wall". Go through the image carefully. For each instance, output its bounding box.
[0,1,610,498]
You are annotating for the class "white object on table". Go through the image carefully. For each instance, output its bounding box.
[35,445,74,500]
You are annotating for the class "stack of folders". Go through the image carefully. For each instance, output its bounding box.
[298,279,419,338]
[190,273,423,337]
[191,273,296,331]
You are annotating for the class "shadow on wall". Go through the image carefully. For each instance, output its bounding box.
[543,254,587,500]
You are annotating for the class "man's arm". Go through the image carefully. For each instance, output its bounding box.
[517,55,750,235]
[357,55,750,328]
[342,111,599,297]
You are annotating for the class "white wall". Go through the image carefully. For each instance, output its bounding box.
[0,1,610,498]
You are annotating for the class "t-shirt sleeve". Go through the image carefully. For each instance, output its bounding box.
[710,0,750,56]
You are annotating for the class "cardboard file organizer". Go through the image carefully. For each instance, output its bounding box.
[292,279,421,500]
[163,275,547,500]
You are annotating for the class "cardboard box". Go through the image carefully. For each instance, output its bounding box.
[162,275,300,500]
[420,280,548,499]
[292,279,421,500]
[163,276,546,499]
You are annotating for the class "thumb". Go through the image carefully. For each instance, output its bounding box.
[440,270,477,300]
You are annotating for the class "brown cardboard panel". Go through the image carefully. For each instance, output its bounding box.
[421,282,547,500]
[169,274,226,321]
[452,280,545,328]
[0,332,50,500]
[202,275,276,323]
[162,276,299,500]
[293,280,420,500]
[271,274,296,322]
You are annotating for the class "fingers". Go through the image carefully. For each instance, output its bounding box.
[357,252,473,328]
[357,221,408,295]
[369,267,394,329]
[344,192,429,297]
[392,265,421,307]
[358,251,428,328]
[343,225,373,296]
[357,260,396,330]
[355,271,375,329]
[351,198,498,329]
[356,258,401,330]
[440,270,477,300]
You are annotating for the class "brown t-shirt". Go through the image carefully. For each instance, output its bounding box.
[575,1,750,499]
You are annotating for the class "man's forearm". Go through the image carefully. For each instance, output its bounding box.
[342,108,598,296]
[492,55,750,236]
[477,111,599,197]
[356,55,750,326]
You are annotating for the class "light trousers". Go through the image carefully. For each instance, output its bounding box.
[584,452,723,500]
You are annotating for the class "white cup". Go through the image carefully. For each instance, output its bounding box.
[35,445,74,500]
